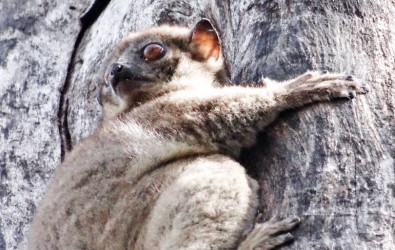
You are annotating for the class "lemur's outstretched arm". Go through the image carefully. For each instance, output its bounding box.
[129,70,368,156]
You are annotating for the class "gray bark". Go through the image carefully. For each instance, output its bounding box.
[1,0,394,249]
[0,0,94,249]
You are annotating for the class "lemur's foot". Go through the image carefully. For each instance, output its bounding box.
[239,216,301,250]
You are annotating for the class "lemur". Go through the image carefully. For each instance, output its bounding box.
[29,19,368,249]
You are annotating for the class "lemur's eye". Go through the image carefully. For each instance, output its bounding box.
[143,43,165,61]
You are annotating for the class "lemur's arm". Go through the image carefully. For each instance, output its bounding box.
[130,71,368,157]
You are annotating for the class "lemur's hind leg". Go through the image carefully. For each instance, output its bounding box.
[141,154,261,250]
[140,154,300,250]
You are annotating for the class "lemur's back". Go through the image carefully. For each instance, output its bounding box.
[29,119,260,249]
[31,137,256,249]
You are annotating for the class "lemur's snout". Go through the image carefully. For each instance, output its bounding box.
[106,62,153,87]
[107,63,126,88]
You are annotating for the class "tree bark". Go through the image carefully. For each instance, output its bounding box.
[1,0,394,249]
[0,0,94,249]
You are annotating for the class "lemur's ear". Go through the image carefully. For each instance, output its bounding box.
[190,19,221,61]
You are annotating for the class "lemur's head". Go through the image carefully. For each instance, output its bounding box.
[98,19,226,120]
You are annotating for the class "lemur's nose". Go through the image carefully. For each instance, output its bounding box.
[110,63,123,76]
[107,63,125,88]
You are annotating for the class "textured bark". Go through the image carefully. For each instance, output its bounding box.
[0,0,96,249]
[1,0,394,249]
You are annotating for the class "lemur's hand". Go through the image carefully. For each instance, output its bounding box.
[285,71,370,99]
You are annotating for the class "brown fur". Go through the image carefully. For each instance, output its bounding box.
[29,19,368,249]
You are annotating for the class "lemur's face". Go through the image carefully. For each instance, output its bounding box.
[97,19,223,119]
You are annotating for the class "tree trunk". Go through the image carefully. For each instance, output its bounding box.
[1,0,393,249]
[0,0,94,249]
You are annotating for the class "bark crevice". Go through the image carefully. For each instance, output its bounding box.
[57,0,111,161]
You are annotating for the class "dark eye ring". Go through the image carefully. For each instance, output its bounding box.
[142,43,166,61]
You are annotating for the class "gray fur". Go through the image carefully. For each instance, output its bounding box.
[29,20,368,249]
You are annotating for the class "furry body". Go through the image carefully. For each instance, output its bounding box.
[29,20,368,249]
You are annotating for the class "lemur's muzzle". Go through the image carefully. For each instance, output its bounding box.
[105,62,153,89]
